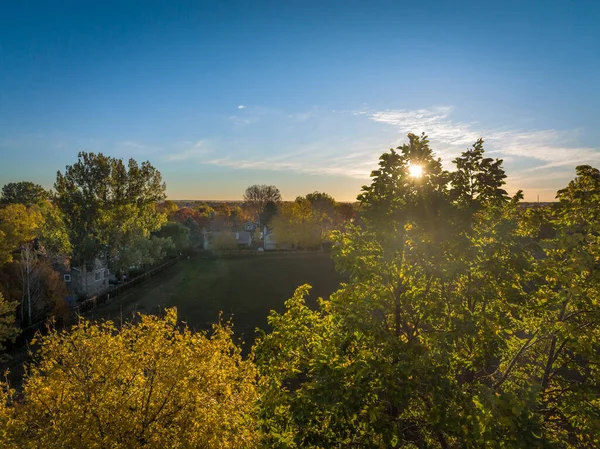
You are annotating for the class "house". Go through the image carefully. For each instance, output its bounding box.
[243,221,257,232]
[235,231,252,247]
[263,227,277,251]
[63,257,110,298]
[202,229,253,250]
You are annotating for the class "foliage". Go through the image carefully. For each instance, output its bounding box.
[334,202,357,222]
[0,181,48,206]
[262,200,279,226]
[0,309,260,448]
[15,249,69,325]
[112,236,174,274]
[156,199,179,217]
[0,291,19,356]
[54,152,167,267]
[271,201,321,249]
[256,134,600,447]
[244,184,282,224]
[303,191,337,216]
[212,232,238,251]
[297,192,341,240]
[170,207,209,247]
[37,200,72,258]
[155,222,190,255]
[197,203,216,217]
[0,204,44,264]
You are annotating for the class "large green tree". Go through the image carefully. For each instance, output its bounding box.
[256,134,589,447]
[154,222,190,255]
[54,152,167,269]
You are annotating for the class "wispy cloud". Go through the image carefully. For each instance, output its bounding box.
[163,140,211,161]
[368,106,600,171]
[237,105,246,109]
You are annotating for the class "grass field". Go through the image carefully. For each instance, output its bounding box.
[87,252,346,347]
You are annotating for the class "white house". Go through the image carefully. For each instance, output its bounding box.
[64,257,110,297]
[235,231,253,247]
[262,226,277,251]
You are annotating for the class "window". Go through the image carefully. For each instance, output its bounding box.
[102,269,108,280]
[94,271,101,282]
[64,274,71,282]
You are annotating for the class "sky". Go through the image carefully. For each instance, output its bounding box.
[1,0,599,201]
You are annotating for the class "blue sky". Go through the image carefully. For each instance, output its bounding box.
[1,0,599,201]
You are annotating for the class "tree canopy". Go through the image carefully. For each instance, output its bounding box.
[243,185,282,224]
[0,182,48,206]
[0,309,260,448]
[255,134,600,447]
[54,152,167,268]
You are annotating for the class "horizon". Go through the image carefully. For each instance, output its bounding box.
[1,0,599,202]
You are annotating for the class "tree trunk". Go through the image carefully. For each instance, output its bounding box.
[26,261,31,326]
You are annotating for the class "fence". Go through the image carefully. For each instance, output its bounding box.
[73,256,182,314]
[215,249,328,259]
[3,256,183,355]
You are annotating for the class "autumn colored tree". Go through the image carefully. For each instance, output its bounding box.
[171,207,209,227]
[0,292,19,358]
[156,199,179,218]
[170,207,208,247]
[271,200,321,249]
[0,204,44,264]
[0,309,260,448]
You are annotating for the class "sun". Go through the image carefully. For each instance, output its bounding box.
[408,164,423,178]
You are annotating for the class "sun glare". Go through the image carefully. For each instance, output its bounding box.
[408,164,423,178]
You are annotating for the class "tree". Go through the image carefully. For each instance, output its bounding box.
[37,200,72,258]
[112,236,173,275]
[0,181,48,206]
[503,165,600,445]
[255,134,582,447]
[212,232,238,251]
[450,138,509,212]
[304,191,336,216]
[13,248,69,326]
[271,200,321,249]
[154,222,190,255]
[0,309,260,448]
[334,202,357,222]
[197,203,216,218]
[262,200,279,227]
[0,291,19,358]
[243,185,282,227]
[54,152,167,268]
[0,204,44,265]
[156,200,179,218]
[170,207,208,247]
[297,192,339,239]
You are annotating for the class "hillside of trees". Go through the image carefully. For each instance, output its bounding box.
[1,133,599,447]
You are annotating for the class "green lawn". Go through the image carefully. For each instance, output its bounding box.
[88,252,346,347]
